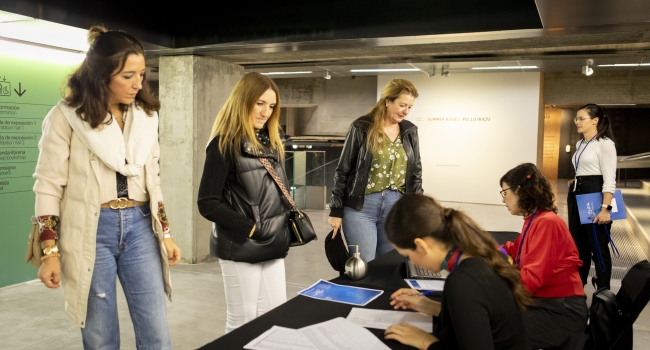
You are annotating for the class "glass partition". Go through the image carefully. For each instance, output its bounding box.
[284,151,327,210]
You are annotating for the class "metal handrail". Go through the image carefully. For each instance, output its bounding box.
[288,158,339,183]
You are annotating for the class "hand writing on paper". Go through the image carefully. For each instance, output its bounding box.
[385,322,438,350]
[390,288,441,316]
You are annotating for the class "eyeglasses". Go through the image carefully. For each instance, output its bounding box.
[574,117,588,123]
[499,188,511,198]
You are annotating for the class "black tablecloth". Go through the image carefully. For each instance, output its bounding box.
[197,231,520,349]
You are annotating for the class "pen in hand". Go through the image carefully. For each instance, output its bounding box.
[389,290,435,300]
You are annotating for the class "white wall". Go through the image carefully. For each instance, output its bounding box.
[378,72,541,205]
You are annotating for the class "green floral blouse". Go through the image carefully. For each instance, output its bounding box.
[365,133,408,194]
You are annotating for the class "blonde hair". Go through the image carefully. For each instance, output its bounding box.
[209,73,283,160]
[365,79,418,153]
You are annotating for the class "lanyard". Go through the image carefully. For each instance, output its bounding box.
[452,251,464,271]
[516,210,538,266]
[572,134,597,191]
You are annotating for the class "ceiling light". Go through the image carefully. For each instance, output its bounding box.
[582,59,594,76]
[349,69,420,72]
[261,71,312,75]
[325,71,331,80]
[597,63,650,67]
[471,66,538,70]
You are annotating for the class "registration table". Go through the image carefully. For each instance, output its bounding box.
[198,231,519,349]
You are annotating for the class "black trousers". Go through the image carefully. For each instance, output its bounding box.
[567,175,613,289]
[522,296,588,349]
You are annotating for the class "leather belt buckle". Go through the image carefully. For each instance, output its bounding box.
[109,198,129,209]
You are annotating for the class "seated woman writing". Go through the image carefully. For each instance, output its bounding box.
[384,194,531,350]
[500,163,588,349]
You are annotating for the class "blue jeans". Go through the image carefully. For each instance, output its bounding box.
[342,190,402,262]
[81,205,171,350]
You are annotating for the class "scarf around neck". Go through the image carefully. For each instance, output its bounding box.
[58,101,159,177]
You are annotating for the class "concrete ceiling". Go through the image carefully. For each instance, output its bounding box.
[144,0,650,76]
[3,0,650,76]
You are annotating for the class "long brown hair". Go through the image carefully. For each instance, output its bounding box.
[65,25,159,129]
[208,73,283,160]
[385,194,534,309]
[500,163,557,216]
[365,79,418,153]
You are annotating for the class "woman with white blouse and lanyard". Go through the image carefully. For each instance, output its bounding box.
[567,103,617,290]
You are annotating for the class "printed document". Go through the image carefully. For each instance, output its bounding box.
[244,317,390,350]
[404,278,445,291]
[347,308,433,332]
[244,326,315,350]
[298,279,383,306]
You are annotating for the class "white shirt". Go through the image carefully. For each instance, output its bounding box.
[571,137,617,193]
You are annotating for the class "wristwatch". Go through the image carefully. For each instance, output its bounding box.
[601,204,613,211]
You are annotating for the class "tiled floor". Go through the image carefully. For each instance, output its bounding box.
[1,193,648,349]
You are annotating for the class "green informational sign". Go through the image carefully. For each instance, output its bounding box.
[0,52,80,288]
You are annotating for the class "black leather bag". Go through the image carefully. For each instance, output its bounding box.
[260,158,317,247]
[288,208,317,246]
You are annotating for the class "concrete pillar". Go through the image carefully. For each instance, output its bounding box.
[158,56,244,263]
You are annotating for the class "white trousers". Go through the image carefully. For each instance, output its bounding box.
[218,258,287,333]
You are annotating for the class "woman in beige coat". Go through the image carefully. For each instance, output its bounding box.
[32,26,180,349]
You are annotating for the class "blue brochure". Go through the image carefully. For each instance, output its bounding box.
[298,279,384,306]
[575,190,626,224]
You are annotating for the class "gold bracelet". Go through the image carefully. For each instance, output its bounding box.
[249,224,256,238]
[41,253,61,262]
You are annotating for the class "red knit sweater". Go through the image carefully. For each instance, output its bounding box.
[503,210,585,298]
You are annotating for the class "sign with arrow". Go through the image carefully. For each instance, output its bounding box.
[13,83,26,97]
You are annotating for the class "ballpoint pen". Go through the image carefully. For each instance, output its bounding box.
[389,290,435,299]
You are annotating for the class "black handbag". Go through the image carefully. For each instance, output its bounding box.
[324,226,350,274]
[259,158,317,246]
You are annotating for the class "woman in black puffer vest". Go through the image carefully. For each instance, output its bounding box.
[198,73,291,333]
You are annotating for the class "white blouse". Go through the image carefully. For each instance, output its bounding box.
[571,137,617,193]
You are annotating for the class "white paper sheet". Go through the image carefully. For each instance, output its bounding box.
[244,326,316,350]
[244,318,390,350]
[298,317,390,350]
[404,278,445,291]
[346,308,433,332]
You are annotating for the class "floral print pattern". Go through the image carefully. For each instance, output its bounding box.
[365,133,408,194]
[38,215,59,241]
[157,201,170,234]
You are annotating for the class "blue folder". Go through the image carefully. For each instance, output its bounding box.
[575,190,626,224]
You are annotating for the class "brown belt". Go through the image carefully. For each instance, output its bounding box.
[100,198,149,209]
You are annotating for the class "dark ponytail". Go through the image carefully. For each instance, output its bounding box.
[385,194,534,309]
[578,103,615,142]
[500,163,557,215]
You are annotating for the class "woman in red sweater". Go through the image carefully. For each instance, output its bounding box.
[500,163,587,349]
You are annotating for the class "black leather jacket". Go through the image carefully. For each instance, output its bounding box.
[198,136,292,263]
[329,116,423,217]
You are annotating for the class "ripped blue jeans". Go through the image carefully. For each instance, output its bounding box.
[81,205,171,350]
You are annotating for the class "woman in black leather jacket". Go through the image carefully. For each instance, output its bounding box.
[328,78,423,261]
[197,73,291,333]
